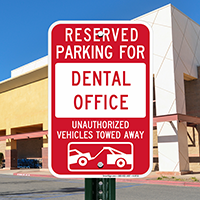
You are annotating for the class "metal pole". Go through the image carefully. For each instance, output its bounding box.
[85,178,116,200]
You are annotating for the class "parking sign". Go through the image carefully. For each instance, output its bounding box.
[48,21,152,178]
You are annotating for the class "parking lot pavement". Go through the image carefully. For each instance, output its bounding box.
[0,174,85,200]
[1,174,200,200]
[0,168,200,187]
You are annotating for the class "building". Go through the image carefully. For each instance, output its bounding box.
[0,56,48,169]
[0,4,200,175]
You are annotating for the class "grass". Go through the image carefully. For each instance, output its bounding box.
[191,177,198,182]
[156,175,199,182]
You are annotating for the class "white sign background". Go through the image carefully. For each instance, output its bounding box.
[55,63,146,118]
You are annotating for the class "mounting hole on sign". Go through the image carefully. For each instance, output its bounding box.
[116,158,126,168]
[97,31,104,38]
[78,157,88,166]
[97,162,104,168]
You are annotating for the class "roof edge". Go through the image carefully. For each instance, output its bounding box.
[0,65,48,94]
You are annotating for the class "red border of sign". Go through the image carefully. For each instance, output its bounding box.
[48,21,153,178]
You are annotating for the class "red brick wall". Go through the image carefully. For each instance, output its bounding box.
[42,147,48,169]
[5,149,17,169]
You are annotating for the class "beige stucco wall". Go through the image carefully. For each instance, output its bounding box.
[153,129,159,171]
[0,141,6,157]
[0,66,48,138]
[0,78,48,132]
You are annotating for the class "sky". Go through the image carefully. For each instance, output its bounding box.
[0,0,200,82]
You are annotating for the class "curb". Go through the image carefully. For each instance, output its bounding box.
[116,178,200,187]
[10,173,200,188]
[13,173,55,178]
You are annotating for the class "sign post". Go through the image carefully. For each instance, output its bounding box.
[85,178,115,200]
[48,21,152,199]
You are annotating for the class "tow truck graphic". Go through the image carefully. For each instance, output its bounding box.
[68,142,133,172]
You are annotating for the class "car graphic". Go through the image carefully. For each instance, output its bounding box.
[69,147,132,168]
[105,147,132,168]
[68,149,92,166]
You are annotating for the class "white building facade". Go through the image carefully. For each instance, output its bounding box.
[133,4,200,174]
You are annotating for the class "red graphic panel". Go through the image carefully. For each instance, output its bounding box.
[68,142,133,171]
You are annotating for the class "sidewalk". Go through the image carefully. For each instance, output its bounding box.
[0,168,200,187]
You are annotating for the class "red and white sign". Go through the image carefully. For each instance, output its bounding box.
[48,21,152,178]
